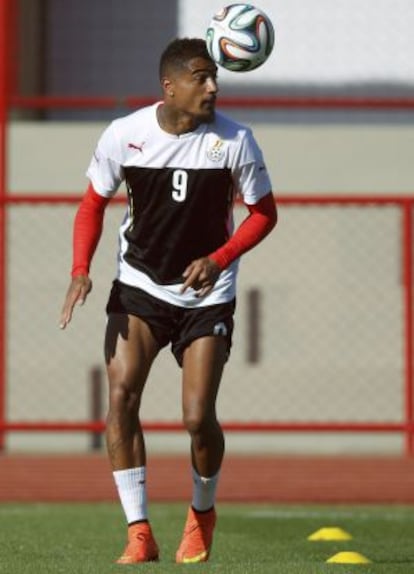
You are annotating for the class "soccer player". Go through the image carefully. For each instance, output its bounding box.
[60,38,277,564]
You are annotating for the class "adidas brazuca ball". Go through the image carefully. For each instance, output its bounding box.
[206,3,275,72]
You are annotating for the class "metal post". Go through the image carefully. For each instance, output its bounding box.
[402,201,414,455]
[0,0,10,450]
[247,288,261,363]
[90,366,103,450]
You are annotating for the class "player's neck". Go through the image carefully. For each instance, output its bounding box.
[157,103,201,135]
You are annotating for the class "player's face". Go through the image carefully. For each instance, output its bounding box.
[168,57,218,122]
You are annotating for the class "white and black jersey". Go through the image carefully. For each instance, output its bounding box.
[86,102,272,308]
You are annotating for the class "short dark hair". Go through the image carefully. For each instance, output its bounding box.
[159,38,213,79]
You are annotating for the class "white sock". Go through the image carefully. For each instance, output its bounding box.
[191,467,220,512]
[113,466,148,524]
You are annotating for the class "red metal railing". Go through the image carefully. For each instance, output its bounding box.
[8,94,414,111]
[1,420,413,434]
[402,201,414,454]
[0,0,11,450]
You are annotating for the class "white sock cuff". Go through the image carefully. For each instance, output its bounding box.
[192,467,220,483]
[113,466,146,487]
[191,467,220,512]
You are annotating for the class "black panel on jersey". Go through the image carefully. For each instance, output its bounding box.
[123,166,234,284]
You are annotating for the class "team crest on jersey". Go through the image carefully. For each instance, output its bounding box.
[207,138,225,162]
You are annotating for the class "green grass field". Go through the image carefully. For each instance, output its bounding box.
[1,502,414,573]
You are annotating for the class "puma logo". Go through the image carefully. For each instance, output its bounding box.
[128,142,145,152]
[213,322,228,336]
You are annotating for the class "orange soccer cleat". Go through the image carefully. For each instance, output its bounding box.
[175,506,216,564]
[116,522,159,564]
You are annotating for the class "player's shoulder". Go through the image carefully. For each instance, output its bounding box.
[210,111,253,141]
[108,103,158,139]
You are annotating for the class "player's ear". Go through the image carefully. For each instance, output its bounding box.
[161,77,173,97]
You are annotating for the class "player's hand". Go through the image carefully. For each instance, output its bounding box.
[181,257,221,297]
[59,275,92,329]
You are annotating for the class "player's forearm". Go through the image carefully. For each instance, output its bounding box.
[71,184,110,277]
[209,192,277,270]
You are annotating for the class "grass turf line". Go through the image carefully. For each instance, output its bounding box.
[1,502,414,573]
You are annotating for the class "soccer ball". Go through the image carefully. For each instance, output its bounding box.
[206,4,275,72]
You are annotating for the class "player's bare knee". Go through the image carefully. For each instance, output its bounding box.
[182,410,218,437]
[109,381,141,414]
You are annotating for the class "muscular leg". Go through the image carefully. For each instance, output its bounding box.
[105,313,161,562]
[175,336,227,563]
[105,313,160,470]
[182,336,228,477]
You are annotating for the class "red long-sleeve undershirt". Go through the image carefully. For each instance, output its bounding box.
[209,192,277,269]
[71,184,110,277]
[71,184,277,277]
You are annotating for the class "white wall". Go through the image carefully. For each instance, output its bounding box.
[179,0,414,87]
[8,119,414,194]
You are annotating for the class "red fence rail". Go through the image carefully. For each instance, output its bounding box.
[8,95,414,111]
[0,0,11,451]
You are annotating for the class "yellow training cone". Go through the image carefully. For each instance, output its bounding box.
[326,551,372,564]
[307,527,353,541]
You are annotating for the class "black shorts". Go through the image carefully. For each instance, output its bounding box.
[106,280,236,366]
